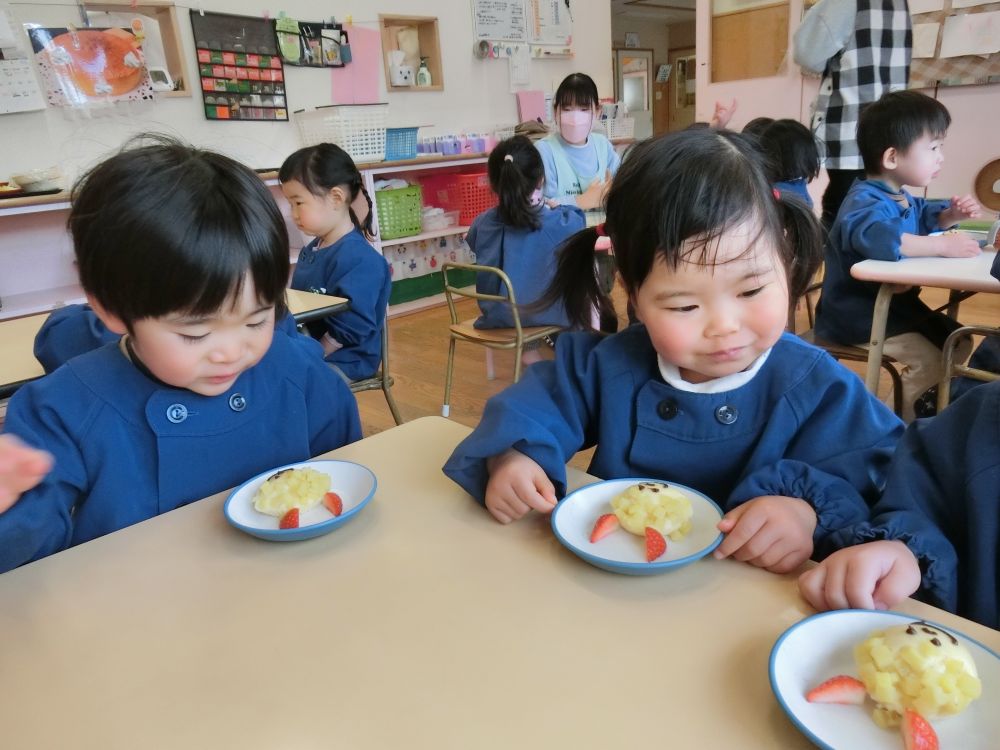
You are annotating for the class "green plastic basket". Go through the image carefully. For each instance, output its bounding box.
[376,184,423,239]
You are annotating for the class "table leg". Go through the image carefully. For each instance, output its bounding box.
[865,283,894,393]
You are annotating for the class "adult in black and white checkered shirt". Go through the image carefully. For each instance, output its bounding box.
[794,0,912,230]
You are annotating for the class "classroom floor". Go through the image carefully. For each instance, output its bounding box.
[358,283,1000,473]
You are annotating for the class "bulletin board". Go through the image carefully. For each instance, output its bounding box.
[910,0,1000,88]
[190,10,287,121]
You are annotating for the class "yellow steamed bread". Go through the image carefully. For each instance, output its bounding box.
[610,481,693,540]
[854,620,982,728]
[252,467,331,517]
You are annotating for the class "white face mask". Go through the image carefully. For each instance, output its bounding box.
[529,188,544,207]
[559,109,593,144]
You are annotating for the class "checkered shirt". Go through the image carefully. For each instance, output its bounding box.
[812,0,912,170]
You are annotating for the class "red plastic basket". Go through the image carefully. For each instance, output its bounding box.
[454,172,497,225]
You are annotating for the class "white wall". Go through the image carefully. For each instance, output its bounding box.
[1,0,613,180]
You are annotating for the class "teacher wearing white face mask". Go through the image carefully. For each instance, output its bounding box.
[536,73,622,211]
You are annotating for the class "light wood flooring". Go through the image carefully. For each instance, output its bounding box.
[358,284,1000,465]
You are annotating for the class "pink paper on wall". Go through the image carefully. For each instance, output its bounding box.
[331,25,381,105]
[516,90,546,122]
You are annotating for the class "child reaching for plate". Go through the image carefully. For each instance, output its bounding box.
[443,128,903,575]
[279,143,391,382]
[0,137,361,574]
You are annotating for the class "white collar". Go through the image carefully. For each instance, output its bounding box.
[657,348,772,394]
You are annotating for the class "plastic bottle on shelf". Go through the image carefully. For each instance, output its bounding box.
[416,57,432,87]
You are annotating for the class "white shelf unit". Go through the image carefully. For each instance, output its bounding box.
[380,225,470,248]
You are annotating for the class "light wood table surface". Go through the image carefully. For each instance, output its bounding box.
[851,250,1000,392]
[1,416,996,749]
[0,288,347,394]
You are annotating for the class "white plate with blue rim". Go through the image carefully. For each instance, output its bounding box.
[224,459,376,542]
[550,477,724,575]
[769,610,1000,749]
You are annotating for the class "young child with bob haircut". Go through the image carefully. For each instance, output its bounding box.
[467,135,585,365]
[279,143,391,382]
[758,118,822,209]
[815,90,982,421]
[0,137,361,573]
[443,128,903,575]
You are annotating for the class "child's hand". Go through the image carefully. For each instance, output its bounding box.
[939,194,982,226]
[484,449,557,524]
[934,232,982,258]
[798,540,921,612]
[0,434,53,514]
[710,98,737,129]
[713,495,816,574]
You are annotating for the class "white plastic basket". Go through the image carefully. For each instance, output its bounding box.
[602,117,635,140]
[294,104,388,164]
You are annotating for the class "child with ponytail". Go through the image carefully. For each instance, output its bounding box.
[467,136,585,365]
[279,143,391,381]
[444,128,903,576]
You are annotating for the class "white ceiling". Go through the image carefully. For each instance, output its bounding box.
[610,0,697,23]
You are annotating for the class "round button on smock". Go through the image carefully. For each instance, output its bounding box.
[657,398,679,420]
[715,404,738,425]
[166,403,188,424]
[229,393,247,412]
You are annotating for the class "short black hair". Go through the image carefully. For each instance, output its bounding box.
[69,135,289,327]
[279,142,374,240]
[553,72,599,112]
[759,119,822,182]
[858,90,951,174]
[487,135,545,230]
[742,117,775,138]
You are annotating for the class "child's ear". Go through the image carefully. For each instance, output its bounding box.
[881,146,899,171]
[86,295,129,336]
[327,185,349,205]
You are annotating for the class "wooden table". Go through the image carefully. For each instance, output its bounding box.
[1,416,995,749]
[0,289,348,395]
[851,250,1000,392]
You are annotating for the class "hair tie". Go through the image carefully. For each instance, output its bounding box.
[772,187,781,200]
[595,222,607,237]
[503,154,514,162]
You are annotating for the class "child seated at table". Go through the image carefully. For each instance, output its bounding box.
[467,135,585,365]
[443,128,903,575]
[799,377,1000,629]
[814,90,982,421]
[279,143,391,382]
[758,119,821,209]
[0,137,361,574]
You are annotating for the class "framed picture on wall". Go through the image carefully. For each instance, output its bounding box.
[624,32,639,48]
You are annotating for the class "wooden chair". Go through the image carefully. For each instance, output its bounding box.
[795,280,905,417]
[349,323,404,425]
[936,324,1000,412]
[440,262,563,418]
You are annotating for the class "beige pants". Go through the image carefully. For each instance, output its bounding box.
[862,332,972,422]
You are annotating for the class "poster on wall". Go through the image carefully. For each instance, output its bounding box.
[190,10,287,121]
[24,26,153,107]
[472,0,528,42]
[909,0,1000,87]
[0,2,45,114]
[528,0,573,47]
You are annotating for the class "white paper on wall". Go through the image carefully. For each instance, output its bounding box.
[951,0,997,9]
[939,11,1000,58]
[908,0,945,13]
[912,22,940,58]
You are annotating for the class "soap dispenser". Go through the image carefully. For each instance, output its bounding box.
[416,57,432,87]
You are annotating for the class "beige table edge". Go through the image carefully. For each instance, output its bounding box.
[0,416,996,749]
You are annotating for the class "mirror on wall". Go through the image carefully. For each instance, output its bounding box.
[710,0,789,82]
[614,48,653,140]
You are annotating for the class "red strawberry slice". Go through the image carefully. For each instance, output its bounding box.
[279,508,300,529]
[805,675,866,705]
[902,709,939,750]
[645,527,666,562]
[323,491,343,517]
[589,513,619,542]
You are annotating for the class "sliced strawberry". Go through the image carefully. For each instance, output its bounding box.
[279,508,300,529]
[645,527,666,562]
[589,513,619,543]
[323,491,343,517]
[805,675,866,705]
[902,709,938,750]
